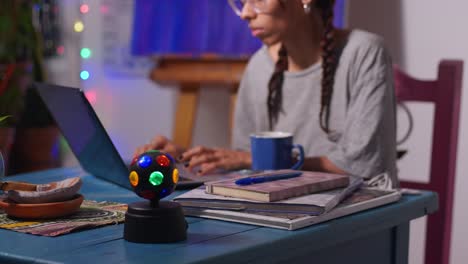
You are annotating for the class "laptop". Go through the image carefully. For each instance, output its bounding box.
[34,83,204,190]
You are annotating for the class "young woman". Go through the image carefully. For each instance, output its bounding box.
[135,0,398,186]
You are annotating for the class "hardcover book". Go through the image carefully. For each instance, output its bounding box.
[204,170,350,202]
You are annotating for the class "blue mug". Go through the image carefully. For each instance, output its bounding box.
[250,131,305,170]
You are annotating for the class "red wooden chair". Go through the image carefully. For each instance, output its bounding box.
[393,60,464,264]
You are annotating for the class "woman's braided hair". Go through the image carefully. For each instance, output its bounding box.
[267,44,288,129]
[267,0,337,133]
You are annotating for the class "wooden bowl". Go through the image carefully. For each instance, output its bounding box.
[0,194,84,219]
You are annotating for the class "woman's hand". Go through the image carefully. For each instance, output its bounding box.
[133,135,184,160]
[180,146,251,175]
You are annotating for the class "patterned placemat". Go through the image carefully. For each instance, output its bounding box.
[0,200,127,237]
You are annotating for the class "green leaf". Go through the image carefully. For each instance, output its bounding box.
[0,115,11,123]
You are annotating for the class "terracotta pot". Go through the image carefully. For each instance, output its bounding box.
[8,126,60,174]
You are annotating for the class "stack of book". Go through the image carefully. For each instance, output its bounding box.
[173,170,401,230]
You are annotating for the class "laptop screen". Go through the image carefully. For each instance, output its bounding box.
[34,83,131,189]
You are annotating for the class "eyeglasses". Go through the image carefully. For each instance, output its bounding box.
[228,0,272,16]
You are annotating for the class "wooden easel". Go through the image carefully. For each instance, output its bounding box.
[150,56,248,149]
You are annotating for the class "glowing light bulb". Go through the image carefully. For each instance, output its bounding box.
[84,90,97,104]
[172,169,179,184]
[138,155,152,168]
[149,171,164,186]
[156,155,170,167]
[80,48,92,59]
[100,5,109,14]
[80,4,89,14]
[74,21,84,32]
[130,157,138,166]
[56,45,65,55]
[80,70,90,80]
[129,171,139,187]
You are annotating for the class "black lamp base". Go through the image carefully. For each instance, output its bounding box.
[124,200,187,243]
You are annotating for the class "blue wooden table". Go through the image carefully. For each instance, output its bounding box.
[0,167,437,264]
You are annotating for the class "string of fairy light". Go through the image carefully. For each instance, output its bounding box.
[63,2,108,82]
[74,2,91,81]
[30,1,94,83]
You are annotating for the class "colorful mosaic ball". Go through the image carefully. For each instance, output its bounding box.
[129,150,179,200]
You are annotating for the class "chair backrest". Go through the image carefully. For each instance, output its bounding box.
[393,60,464,264]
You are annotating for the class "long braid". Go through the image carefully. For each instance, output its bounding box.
[267,1,336,132]
[267,44,288,130]
[316,0,337,133]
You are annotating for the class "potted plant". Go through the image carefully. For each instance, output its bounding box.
[0,0,59,175]
[0,0,35,153]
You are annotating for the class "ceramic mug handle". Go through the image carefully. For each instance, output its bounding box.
[290,144,305,170]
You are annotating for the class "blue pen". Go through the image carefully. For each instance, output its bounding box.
[235,171,303,186]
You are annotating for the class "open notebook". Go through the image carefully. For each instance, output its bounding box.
[33,83,210,190]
